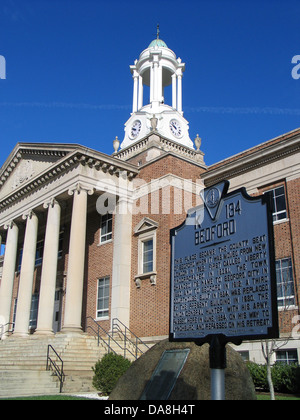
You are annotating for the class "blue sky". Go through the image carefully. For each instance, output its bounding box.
[0,0,300,167]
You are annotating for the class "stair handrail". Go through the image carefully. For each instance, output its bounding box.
[46,345,65,393]
[86,317,136,360]
[86,317,116,355]
[112,318,150,359]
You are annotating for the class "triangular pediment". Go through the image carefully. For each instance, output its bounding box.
[0,143,78,200]
[134,217,159,235]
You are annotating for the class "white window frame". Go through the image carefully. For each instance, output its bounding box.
[276,349,298,365]
[96,276,110,320]
[276,257,296,309]
[99,214,113,245]
[138,230,157,276]
[264,186,288,223]
[134,218,158,287]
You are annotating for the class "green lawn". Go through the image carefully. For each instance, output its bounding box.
[257,393,300,401]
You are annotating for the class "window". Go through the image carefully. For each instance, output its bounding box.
[12,299,18,330]
[134,218,158,284]
[0,244,5,256]
[97,276,110,319]
[276,350,298,365]
[276,258,295,308]
[265,186,287,222]
[143,239,154,273]
[18,240,45,270]
[29,294,39,329]
[100,214,113,244]
[17,249,23,272]
[238,351,250,362]
[35,240,44,266]
[18,233,64,271]
[58,232,64,258]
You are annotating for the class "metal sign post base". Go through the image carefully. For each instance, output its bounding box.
[210,336,226,401]
[211,369,225,400]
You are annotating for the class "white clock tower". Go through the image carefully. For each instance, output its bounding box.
[120,30,195,150]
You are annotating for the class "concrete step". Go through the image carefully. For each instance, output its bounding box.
[0,370,60,398]
[0,331,148,397]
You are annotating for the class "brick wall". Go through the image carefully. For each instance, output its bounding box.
[128,153,206,338]
[258,178,300,335]
[84,209,113,333]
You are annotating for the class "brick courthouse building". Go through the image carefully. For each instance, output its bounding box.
[0,35,299,365]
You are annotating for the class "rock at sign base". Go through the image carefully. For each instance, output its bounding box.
[109,339,256,400]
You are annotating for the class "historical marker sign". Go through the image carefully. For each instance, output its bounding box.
[170,181,279,344]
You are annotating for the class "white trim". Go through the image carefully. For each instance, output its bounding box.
[96,276,110,320]
[134,217,159,235]
[137,230,157,279]
[99,213,113,245]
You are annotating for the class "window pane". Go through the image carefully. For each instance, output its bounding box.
[143,239,153,273]
[29,294,39,328]
[144,250,153,263]
[276,258,295,307]
[144,240,152,250]
[97,276,110,318]
[275,186,285,197]
[276,195,286,213]
[265,186,287,221]
[100,214,113,243]
[276,350,298,365]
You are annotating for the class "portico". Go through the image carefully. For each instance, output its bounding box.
[0,143,138,339]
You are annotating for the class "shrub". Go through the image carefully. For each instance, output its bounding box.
[247,362,300,394]
[92,352,131,395]
[272,363,300,394]
[247,362,268,391]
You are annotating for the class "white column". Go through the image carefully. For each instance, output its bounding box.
[153,62,159,103]
[35,199,61,335]
[111,197,132,329]
[132,71,139,113]
[158,63,163,102]
[0,222,19,339]
[150,64,154,104]
[177,71,183,114]
[172,74,177,109]
[14,212,39,337]
[62,185,88,334]
[138,75,143,110]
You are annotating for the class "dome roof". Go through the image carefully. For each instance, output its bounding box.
[148,38,168,49]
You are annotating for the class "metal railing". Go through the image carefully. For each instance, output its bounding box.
[86,317,117,355]
[86,317,149,360]
[112,318,150,360]
[46,345,65,393]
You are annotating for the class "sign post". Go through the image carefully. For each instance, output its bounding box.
[209,335,226,400]
[170,181,279,400]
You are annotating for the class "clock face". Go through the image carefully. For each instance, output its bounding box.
[130,120,142,139]
[169,119,182,138]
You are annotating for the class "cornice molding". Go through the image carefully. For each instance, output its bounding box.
[114,133,206,167]
[202,134,300,186]
[0,149,138,211]
[0,147,69,187]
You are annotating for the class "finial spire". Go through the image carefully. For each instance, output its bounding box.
[157,23,160,39]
